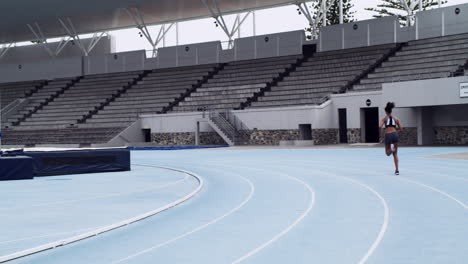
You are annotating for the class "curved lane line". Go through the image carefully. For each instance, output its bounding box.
[111,167,255,264]
[229,166,316,264]
[237,161,389,264]
[0,164,203,264]
[398,177,467,209]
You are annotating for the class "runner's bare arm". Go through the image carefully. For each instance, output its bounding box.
[396,118,403,132]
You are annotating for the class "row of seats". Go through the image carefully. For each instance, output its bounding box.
[353,33,468,91]
[173,55,301,112]
[250,44,397,108]
[17,71,142,128]
[0,80,44,108]
[4,78,76,127]
[1,127,124,146]
[86,64,217,126]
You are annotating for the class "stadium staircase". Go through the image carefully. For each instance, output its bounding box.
[206,109,249,146]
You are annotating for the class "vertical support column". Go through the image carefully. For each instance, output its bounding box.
[419,0,423,12]
[322,0,327,26]
[253,11,256,36]
[441,11,445,36]
[176,22,179,46]
[339,0,343,24]
[195,121,200,146]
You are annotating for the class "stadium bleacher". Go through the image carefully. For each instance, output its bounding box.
[16,71,142,129]
[0,80,45,109]
[2,33,468,146]
[249,44,398,108]
[5,78,77,127]
[352,33,468,91]
[173,55,301,112]
[85,64,218,126]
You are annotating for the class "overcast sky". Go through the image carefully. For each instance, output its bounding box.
[113,0,467,53]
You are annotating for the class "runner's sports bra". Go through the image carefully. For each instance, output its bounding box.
[385,116,397,128]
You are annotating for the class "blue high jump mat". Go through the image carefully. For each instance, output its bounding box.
[0,156,34,181]
[1,147,130,177]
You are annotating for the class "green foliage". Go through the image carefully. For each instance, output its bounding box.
[305,0,355,39]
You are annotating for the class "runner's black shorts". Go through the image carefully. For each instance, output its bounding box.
[385,132,400,145]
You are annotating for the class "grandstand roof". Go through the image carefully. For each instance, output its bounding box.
[0,0,303,44]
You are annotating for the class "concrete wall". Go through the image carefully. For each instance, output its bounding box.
[84,50,146,75]
[156,41,221,68]
[0,56,83,83]
[0,36,112,64]
[141,102,334,134]
[235,30,305,60]
[417,3,468,39]
[319,3,468,51]
[383,76,468,107]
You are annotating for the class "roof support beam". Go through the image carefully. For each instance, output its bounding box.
[297,0,330,40]
[0,43,14,60]
[125,7,174,57]
[201,0,251,48]
[58,17,106,56]
[27,22,55,58]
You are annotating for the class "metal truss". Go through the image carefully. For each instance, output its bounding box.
[58,18,107,56]
[125,7,175,57]
[27,22,56,57]
[201,0,252,48]
[0,43,14,60]
[296,0,332,40]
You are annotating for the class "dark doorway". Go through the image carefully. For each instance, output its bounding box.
[338,109,348,143]
[299,124,312,140]
[142,129,152,143]
[364,108,379,143]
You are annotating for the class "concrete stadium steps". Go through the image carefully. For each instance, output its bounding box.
[0,80,45,107]
[85,64,219,125]
[13,71,142,129]
[172,55,300,112]
[1,127,125,145]
[249,44,396,109]
[352,34,468,92]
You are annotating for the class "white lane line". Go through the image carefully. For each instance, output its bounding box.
[326,172,390,264]
[295,158,468,210]
[0,227,99,247]
[313,159,468,210]
[0,164,202,264]
[398,177,468,210]
[229,167,316,264]
[242,161,388,264]
[0,169,188,212]
[111,170,255,264]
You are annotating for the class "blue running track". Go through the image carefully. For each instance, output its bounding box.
[1,147,467,264]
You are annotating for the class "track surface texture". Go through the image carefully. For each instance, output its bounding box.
[2,147,467,264]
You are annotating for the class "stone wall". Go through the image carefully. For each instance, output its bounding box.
[434,126,468,145]
[246,129,300,145]
[399,127,418,145]
[152,132,226,146]
[313,129,339,145]
[347,128,361,144]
